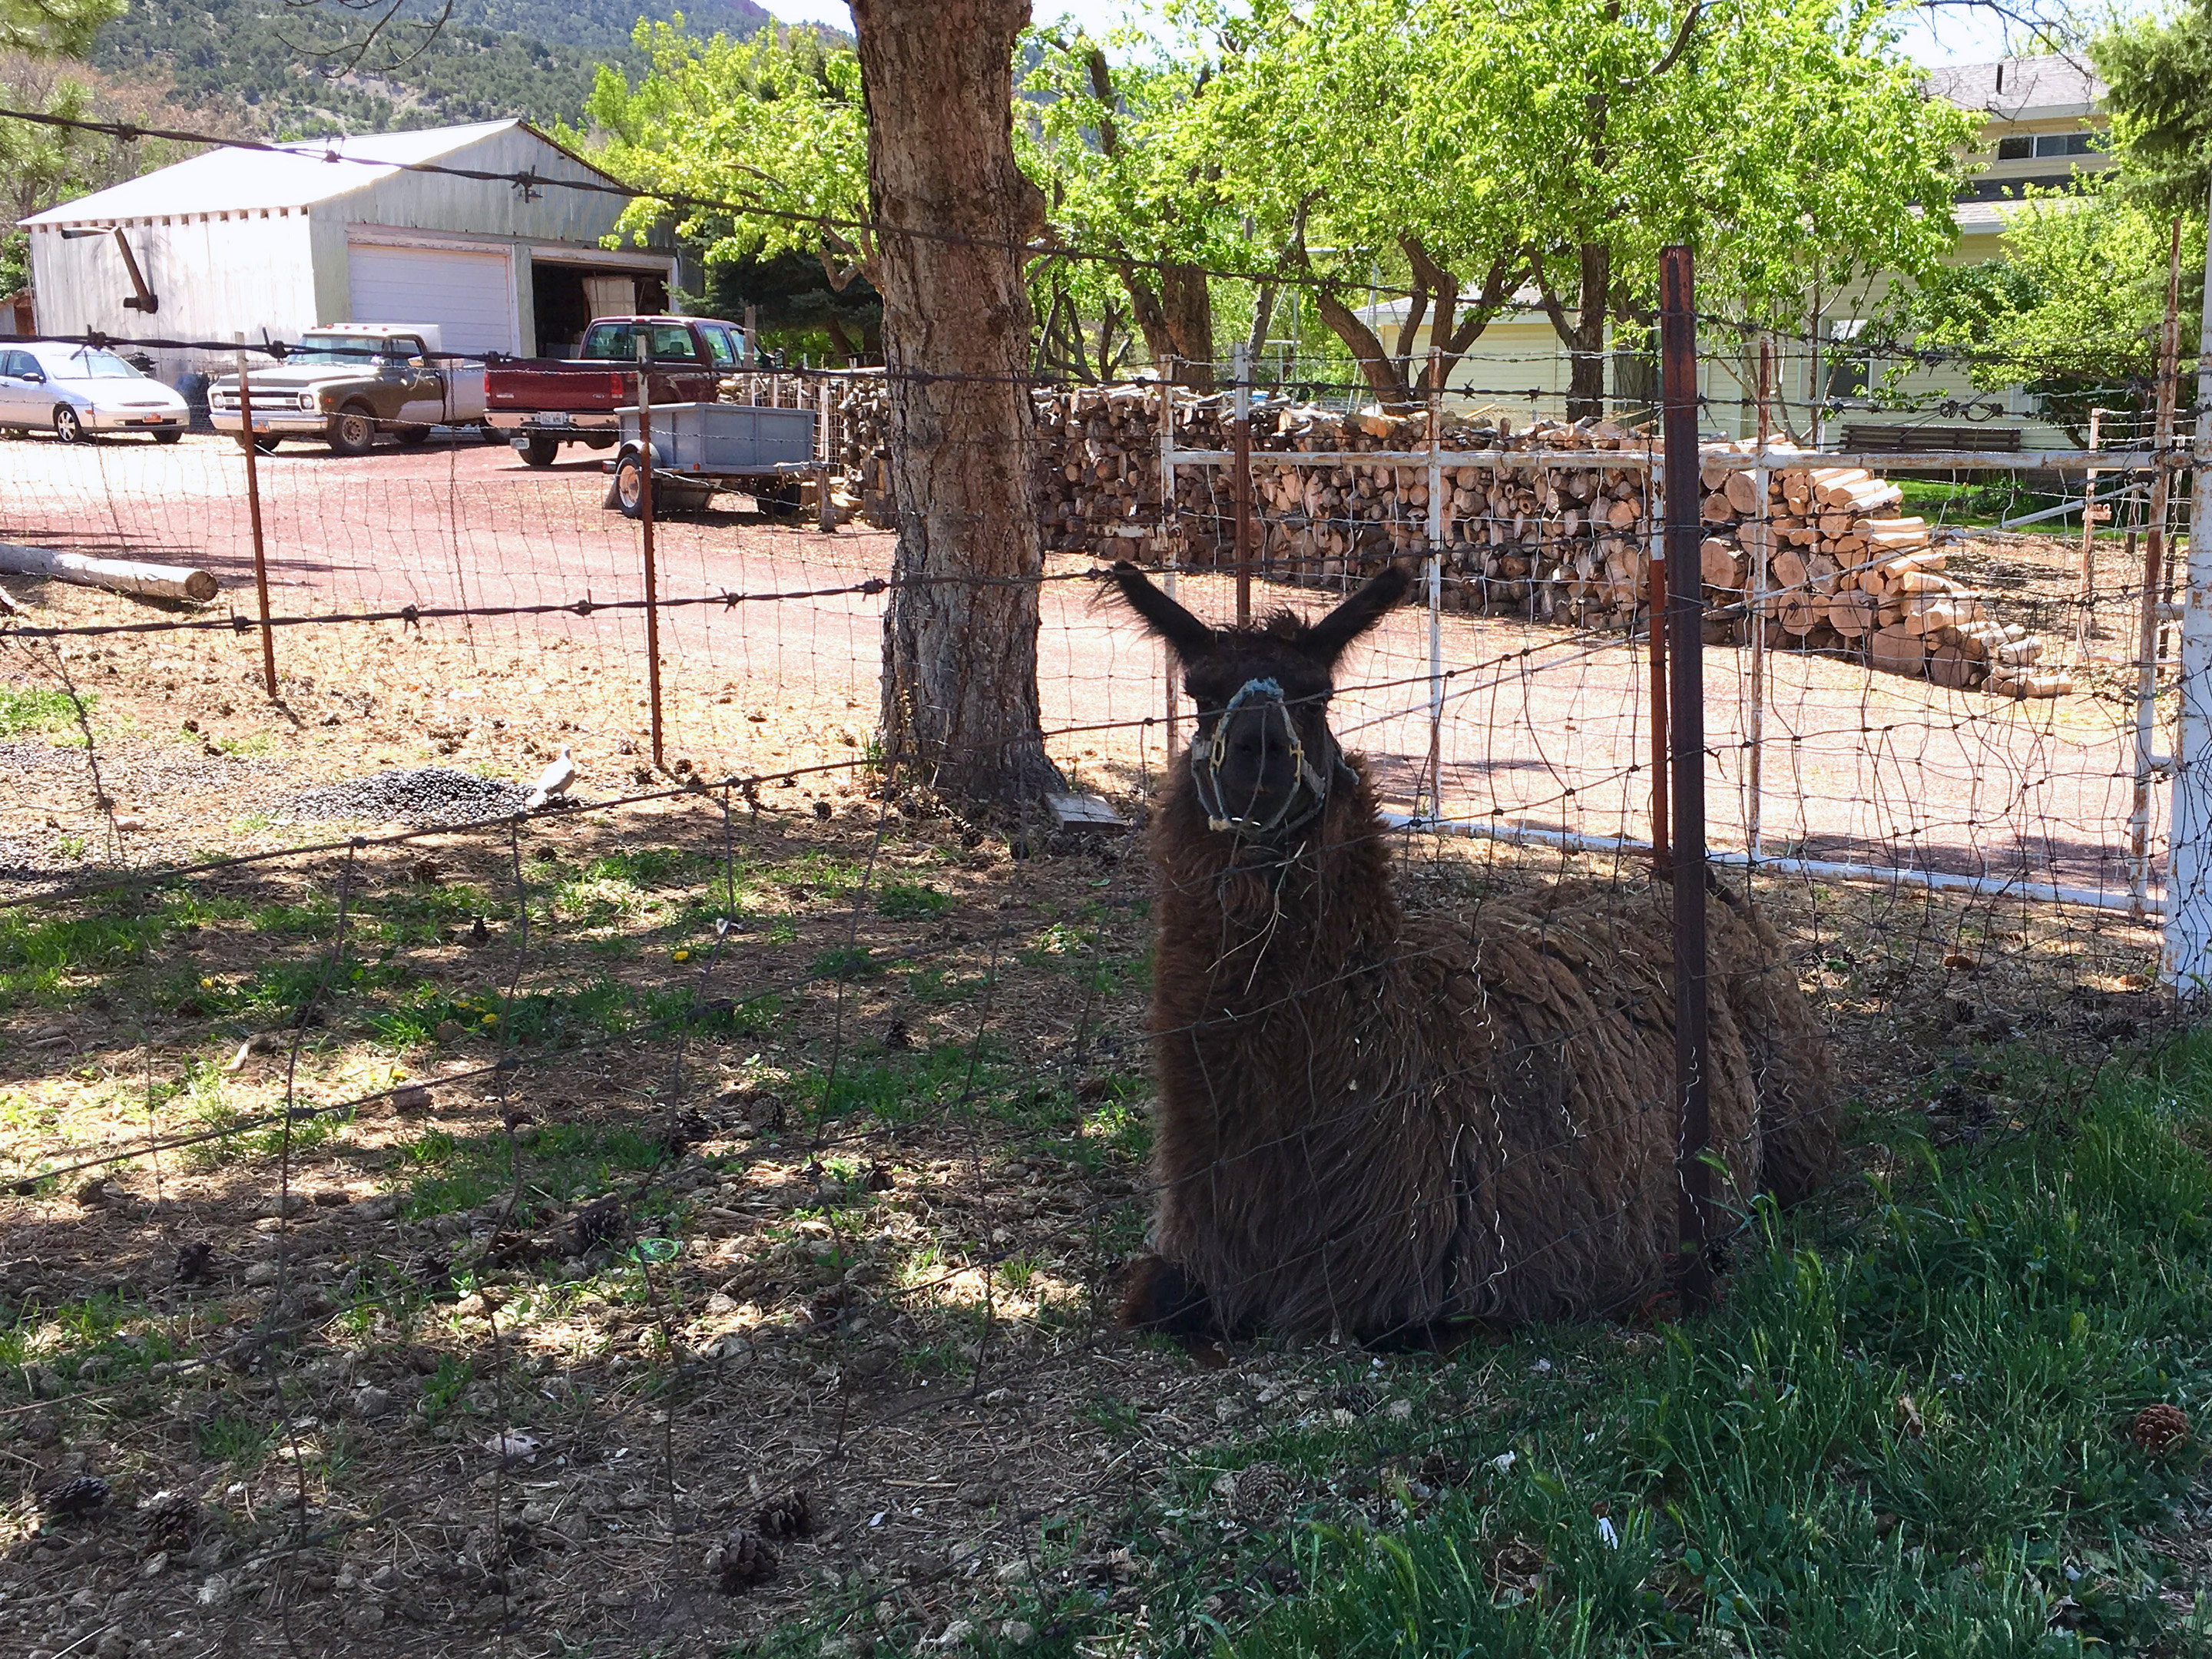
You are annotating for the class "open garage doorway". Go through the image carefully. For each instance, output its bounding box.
[531,263,672,356]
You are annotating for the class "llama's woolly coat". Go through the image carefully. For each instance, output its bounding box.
[1141,756,1833,1339]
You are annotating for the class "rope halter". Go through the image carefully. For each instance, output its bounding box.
[1187,677,1334,839]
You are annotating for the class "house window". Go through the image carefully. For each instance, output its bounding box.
[1996,131,2101,161]
[1824,319,1870,402]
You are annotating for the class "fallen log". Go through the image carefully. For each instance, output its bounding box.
[0,542,218,604]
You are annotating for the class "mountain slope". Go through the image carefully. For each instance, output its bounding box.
[91,0,805,134]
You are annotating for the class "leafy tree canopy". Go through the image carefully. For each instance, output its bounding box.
[2092,0,2212,220]
[573,21,872,292]
[1184,0,1972,412]
[1902,180,2200,439]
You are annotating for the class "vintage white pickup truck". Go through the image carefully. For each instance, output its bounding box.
[207,324,490,455]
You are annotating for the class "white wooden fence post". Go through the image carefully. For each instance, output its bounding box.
[2161,191,2212,987]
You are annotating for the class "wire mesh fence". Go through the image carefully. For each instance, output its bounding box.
[0,285,2204,1657]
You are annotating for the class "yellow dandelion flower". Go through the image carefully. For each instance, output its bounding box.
[482,1013,498,1025]
[674,949,691,962]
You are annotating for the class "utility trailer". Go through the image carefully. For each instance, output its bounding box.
[604,400,819,518]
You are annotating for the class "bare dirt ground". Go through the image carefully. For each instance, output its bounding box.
[0,429,2181,1658]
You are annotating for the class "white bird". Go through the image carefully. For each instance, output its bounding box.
[525,745,576,811]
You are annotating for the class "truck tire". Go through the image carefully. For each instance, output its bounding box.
[328,404,378,457]
[521,432,561,469]
[394,426,432,447]
[239,433,281,454]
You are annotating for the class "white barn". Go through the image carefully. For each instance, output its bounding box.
[18,120,684,380]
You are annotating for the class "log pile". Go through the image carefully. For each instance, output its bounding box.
[1696,444,2072,699]
[805,379,2069,698]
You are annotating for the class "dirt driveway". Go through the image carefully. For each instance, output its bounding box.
[0,429,2157,896]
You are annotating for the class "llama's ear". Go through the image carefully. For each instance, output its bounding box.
[1105,561,1214,662]
[1301,562,1412,667]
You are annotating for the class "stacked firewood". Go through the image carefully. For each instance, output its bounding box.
[1697,445,2071,698]
[816,381,2067,697]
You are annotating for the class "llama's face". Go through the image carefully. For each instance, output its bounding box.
[1106,561,1412,842]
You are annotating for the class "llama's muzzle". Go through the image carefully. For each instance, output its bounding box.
[1189,677,1333,838]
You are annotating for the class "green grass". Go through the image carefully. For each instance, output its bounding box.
[877,880,952,921]
[1085,1036,2212,1658]
[1896,477,2073,530]
[0,685,89,737]
[396,1119,677,1223]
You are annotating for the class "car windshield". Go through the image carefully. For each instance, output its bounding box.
[49,349,144,382]
[580,323,699,363]
[288,336,399,366]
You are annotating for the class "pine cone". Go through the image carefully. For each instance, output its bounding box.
[753,1489,812,1540]
[2131,1402,2189,1454]
[714,1528,778,1592]
[40,1474,110,1517]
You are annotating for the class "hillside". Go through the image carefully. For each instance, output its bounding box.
[91,0,803,134]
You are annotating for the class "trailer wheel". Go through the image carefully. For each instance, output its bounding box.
[521,432,561,469]
[394,426,432,447]
[614,453,654,519]
[753,477,804,518]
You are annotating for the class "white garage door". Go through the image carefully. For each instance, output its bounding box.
[347,243,517,356]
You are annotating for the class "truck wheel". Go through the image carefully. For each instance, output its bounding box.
[614,454,654,519]
[394,426,432,447]
[521,432,561,469]
[328,405,378,456]
[153,430,183,445]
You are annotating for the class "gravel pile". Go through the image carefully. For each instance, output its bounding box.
[285,768,531,828]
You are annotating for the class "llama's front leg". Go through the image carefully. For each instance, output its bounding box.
[1118,1253,1220,1339]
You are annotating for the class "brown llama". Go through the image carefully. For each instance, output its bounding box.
[1107,561,1833,1343]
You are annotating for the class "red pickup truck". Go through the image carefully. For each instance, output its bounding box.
[485,315,745,467]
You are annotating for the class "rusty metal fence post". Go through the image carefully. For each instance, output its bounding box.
[233,333,279,701]
[634,331,666,770]
[1232,342,1253,627]
[1659,244,1713,1310]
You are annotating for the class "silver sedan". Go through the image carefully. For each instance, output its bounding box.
[0,343,190,443]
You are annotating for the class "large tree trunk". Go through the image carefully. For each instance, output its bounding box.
[1122,265,1217,390]
[1535,241,1612,423]
[854,0,1063,803]
[1313,288,1416,410]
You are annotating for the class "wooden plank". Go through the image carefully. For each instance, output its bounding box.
[1048,792,1130,832]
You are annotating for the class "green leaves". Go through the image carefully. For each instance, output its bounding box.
[565,22,871,280]
[2093,0,2212,220]
[1902,180,2197,440]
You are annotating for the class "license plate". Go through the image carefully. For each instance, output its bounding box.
[540,412,572,427]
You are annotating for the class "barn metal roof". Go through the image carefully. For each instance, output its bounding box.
[21,120,604,227]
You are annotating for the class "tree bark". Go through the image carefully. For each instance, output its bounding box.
[1313,286,1415,409]
[854,0,1063,803]
[1534,241,1612,422]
